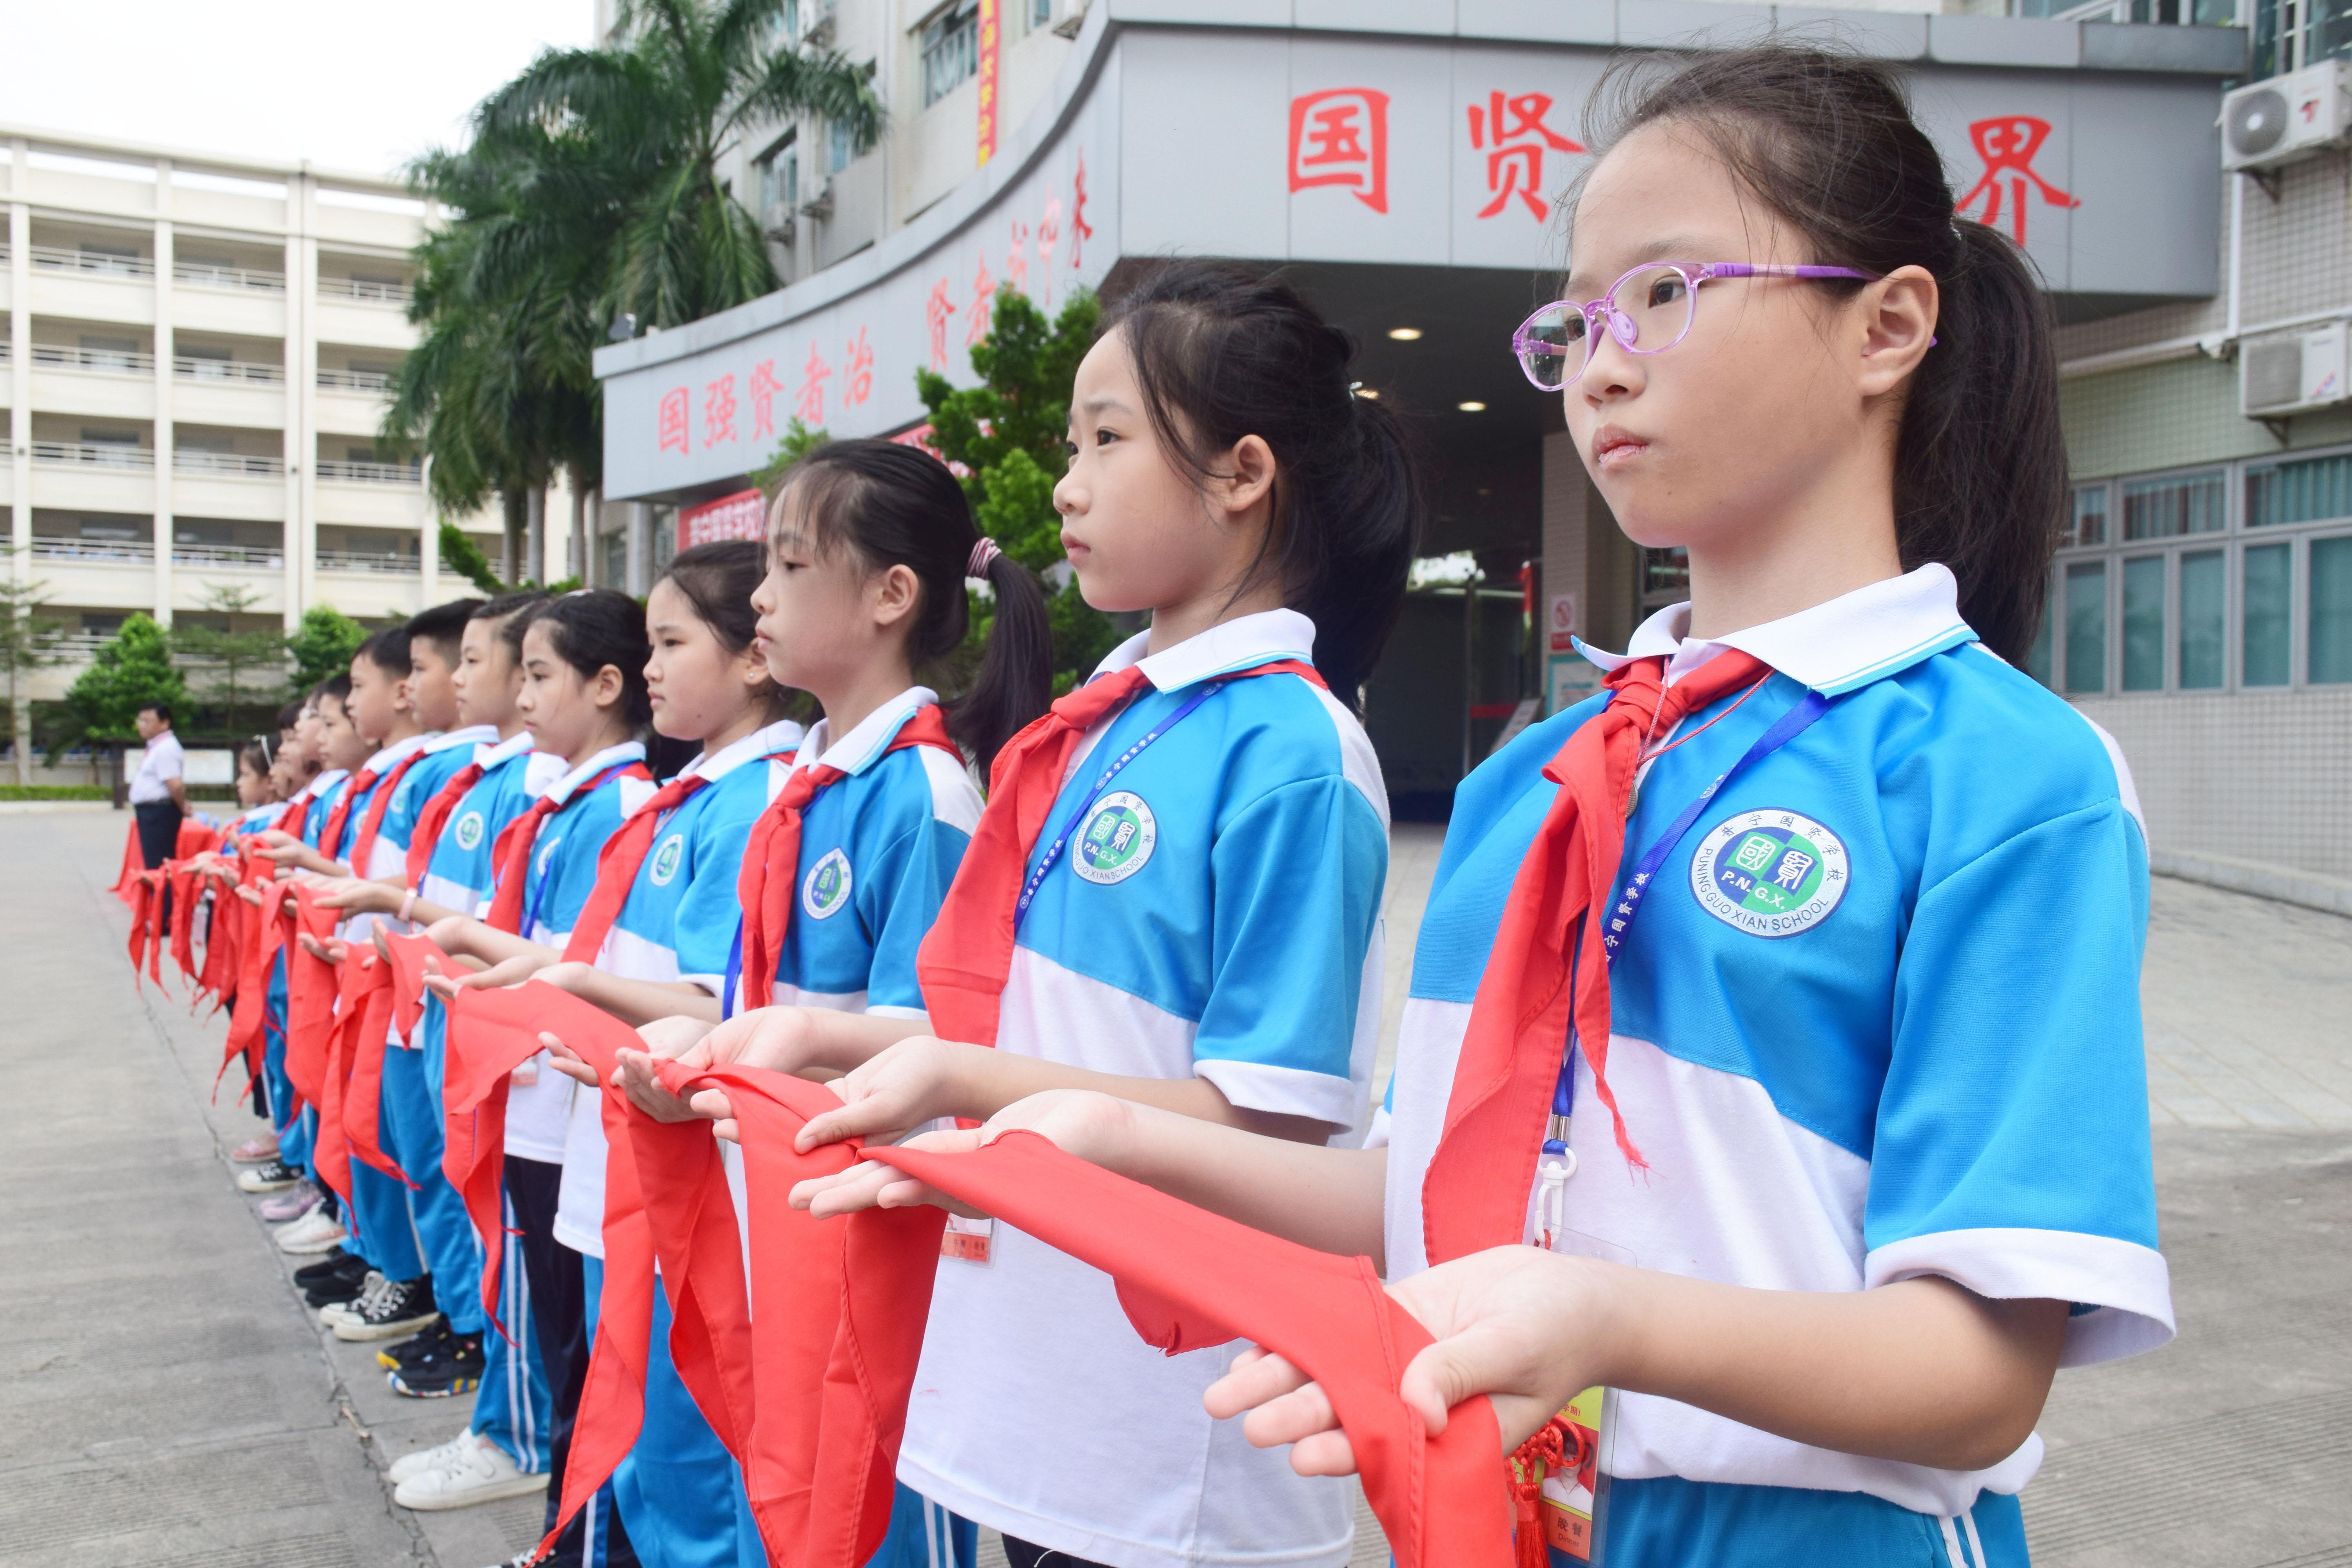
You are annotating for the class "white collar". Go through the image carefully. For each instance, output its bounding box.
[358,733,435,775]
[311,768,351,795]
[794,688,939,777]
[1577,565,1975,697]
[475,730,535,769]
[1093,608,1317,694]
[425,724,497,755]
[540,741,646,806]
[688,717,806,784]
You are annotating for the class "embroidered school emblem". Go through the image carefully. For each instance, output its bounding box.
[802,848,853,920]
[1689,809,1849,937]
[453,811,484,851]
[648,832,686,887]
[1073,791,1156,886]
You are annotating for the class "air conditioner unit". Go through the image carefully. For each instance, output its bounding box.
[2221,61,2352,173]
[800,181,836,222]
[762,202,797,243]
[2242,321,2351,417]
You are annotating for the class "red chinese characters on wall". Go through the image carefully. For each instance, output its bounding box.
[1466,91,1583,220]
[1955,116,2079,245]
[927,279,957,372]
[1006,219,1031,299]
[657,387,690,456]
[797,341,832,426]
[749,359,783,442]
[968,255,997,346]
[1070,152,1093,268]
[844,327,873,408]
[702,374,737,448]
[1289,87,1389,213]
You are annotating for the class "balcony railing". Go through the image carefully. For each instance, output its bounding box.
[32,440,154,469]
[33,537,154,564]
[172,542,285,568]
[174,260,287,294]
[316,367,393,394]
[31,343,154,376]
[318,276,413,306]
[174,450,285,478]
[30,244,154,279]
[175,356,285,385]
[316,548,421,575]
[316,457,420,485]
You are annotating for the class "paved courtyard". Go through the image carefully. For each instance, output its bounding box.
[2,809,2347,1567]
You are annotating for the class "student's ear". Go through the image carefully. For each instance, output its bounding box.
[591,663,628,711]
[1211,434,1278,526]
[1857,264,1938,399]
[871,562,920,630]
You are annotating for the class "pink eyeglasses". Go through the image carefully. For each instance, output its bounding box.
[1510,262,1884,389]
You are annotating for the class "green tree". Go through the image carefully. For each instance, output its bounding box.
[285,606,368,698]
[171,583,287,735]
[916,287,1117,691]
[750,417,832,495]
[439,522,512,595]
[60,613,187,748]
[0,548,67,785]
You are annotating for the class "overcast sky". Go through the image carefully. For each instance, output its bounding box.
[3,0,594,179]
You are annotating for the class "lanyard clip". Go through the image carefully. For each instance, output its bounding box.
[1537,1139,1578,1251]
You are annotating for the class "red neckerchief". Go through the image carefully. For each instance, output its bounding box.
[483,760,651,935]
[316,765,383,868]
[562,773,711,964]
[541,1054,1510,1568]
[405,757,490,891]
[735,705,958,1012]
[345,746,433,881]
[915,660,1319,1048]
[1419,650,1768,1265]
[334,949,410,1188]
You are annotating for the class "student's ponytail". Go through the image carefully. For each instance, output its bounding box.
[1102,262,1422,705]
[774,438,1052,771]
[1592,45,2065,662]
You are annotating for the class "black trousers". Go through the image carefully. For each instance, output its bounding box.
[133,799,182,867]
[1004,1541,1116,1568]
[505,1154,638,1568]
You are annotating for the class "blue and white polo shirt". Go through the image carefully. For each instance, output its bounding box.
[416,733,553,920]
[551,717,803,1259]
[1377,565,2172,1523]
[683,686,979,1020]
[900,610,1389,1568]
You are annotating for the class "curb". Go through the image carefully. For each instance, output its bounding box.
[2151,848,2352,920]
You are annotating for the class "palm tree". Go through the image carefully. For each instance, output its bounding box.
[389,0,880,584]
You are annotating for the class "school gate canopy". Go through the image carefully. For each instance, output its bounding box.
[596,0,2243,799]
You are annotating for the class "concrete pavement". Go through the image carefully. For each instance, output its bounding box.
[4,808,2348,1567]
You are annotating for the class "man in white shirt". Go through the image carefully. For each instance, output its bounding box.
[128,702,188,869]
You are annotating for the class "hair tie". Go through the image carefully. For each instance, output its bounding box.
[966,537,1002,579]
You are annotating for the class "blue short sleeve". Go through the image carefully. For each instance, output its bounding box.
[857,815,971,1016]
[1865,797,2172,1365]
[1194,775,1386,1127]
[673,786,766,994]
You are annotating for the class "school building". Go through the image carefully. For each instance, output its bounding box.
[593,0,2351,902]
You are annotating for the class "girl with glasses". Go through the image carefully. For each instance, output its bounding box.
[799,46,2170,1568]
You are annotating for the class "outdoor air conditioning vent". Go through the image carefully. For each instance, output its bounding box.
[762,202,797,243]
[2242,322,2351,417]
[2222,61,2352,172]
[800,181,835,222]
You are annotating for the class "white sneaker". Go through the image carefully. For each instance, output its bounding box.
[392,1431,549,1512]
[274,1207,348,1255]
[387,1427,474,1485]
[320,1272,386,1328]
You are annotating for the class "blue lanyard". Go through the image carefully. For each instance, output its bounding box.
[1013,678,1225,932]
[1543,685,1833,1154]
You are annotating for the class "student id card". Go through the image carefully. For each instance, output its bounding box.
[1536,1386,1612,1562]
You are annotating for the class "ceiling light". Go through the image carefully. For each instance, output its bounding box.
[1388,327,1423,341]
[1356,387,1380,399]
[1458,400,1486,412]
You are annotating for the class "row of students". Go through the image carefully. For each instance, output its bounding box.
[168,44,2169,1568]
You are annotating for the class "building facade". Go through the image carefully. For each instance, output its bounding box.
[595,0,2350,892]
[0,129,515,709]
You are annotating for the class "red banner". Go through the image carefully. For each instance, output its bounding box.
[677,489,768,554]
[977,0,1001,168]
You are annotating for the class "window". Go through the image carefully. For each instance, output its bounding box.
[1033,0,1053,24]
[2312,535,2352,682]
[2025,590,2055,687]
[2179,549,2225,689]
[758,132,798,213]
[2247,449,2352,528]
[2122,555,2165,691]
[2122,470,2225,540]
[829,117,855,174]
[2071,484,2109,546]
[1641,546,1688,601]
[2243,542,2291,687]
[2064,561,2106,694]
[921,0,980,107]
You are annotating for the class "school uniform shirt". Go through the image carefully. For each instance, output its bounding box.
[416,733,559,921]
[503,742,655,1164]
[334,733,436,944]
[1375,565,2174,1530]
[372,725,500,884]
[550,718,804,1259]
[301,770,352,848]
[697,686,979,1019]
[899,610,1389,1568]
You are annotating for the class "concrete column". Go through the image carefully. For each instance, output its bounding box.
[1539,432,1638,713]
[287,174,319,624]
[626,502,649,596]
[151,161,174,628]
[9,147,33,785]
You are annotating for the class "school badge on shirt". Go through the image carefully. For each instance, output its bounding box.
[1073,790,1156,886]
[648,832,685,887]
[802,848,853,919]
[1689,808,1849,936]
[453,811,484,851]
